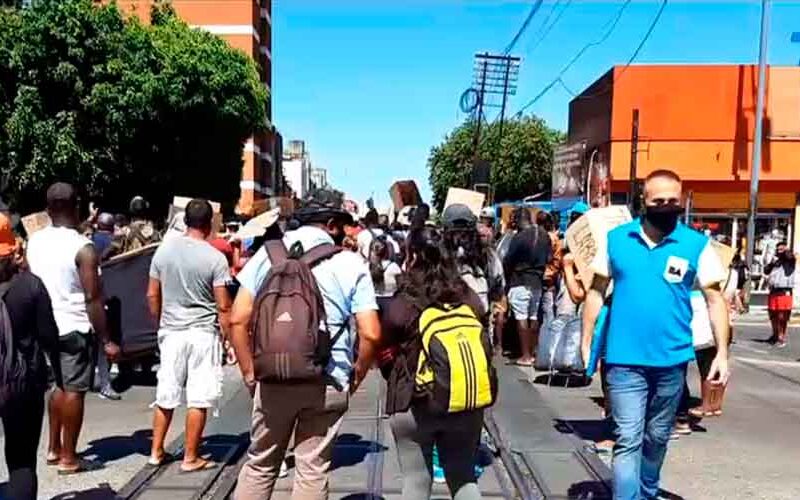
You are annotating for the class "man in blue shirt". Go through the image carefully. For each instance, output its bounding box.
[229,205,381,500]
[582,170,731,500]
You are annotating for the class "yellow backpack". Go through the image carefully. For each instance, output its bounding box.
[415,304,497,414]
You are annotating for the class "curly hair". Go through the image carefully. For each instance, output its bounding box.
[369,236,390,289]
[397,226,469,310]
[443,227,488,275]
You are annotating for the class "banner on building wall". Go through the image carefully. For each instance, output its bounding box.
[586,149,610,208]
[552,142,586,210]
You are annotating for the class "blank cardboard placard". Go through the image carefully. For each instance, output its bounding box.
[444,188,485,216]
[169,196,222,235]
[21,211,51,236]
[565,205,632,287]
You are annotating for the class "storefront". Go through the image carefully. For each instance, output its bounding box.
[568,64,800,269]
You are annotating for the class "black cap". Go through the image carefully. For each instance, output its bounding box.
[46,182,78,210]
[442,203,477,229]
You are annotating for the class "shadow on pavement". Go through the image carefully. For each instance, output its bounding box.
[79,429,152,464]
[331,433,388,470]
[49,484,116,500]
[567,480,612,499]
[554,418,614,443]
[532,373,592,388]
[658,488,687,500]
[339,495,387,500]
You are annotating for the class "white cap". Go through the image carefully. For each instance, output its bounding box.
[480,207,495,219]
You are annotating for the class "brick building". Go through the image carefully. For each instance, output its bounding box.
[113,0,276,215]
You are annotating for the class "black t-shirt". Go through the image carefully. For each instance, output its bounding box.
[2,270,62,389]
[503,225,552,289]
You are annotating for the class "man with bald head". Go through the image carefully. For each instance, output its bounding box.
[581,170,731,500]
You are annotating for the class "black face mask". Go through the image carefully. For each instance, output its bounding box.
[643,204,682,234]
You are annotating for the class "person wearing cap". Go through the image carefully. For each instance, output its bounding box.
[0,213,62,499]
[108,196,162,258]
[230,205,381,500]
[478,206,497,245]
[26,182,120,475]
[503,207,553,367]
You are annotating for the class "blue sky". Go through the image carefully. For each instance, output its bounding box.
[272,1,800,207]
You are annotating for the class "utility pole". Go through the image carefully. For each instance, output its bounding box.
[746,0,770,274]
[463,53,521,190]
[471,56,489,166]
[629,108,640,213]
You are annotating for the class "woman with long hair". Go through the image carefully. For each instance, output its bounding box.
[0,214,62,499]
[381,226,486,500]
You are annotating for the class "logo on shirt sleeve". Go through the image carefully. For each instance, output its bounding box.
[663,256,689,283]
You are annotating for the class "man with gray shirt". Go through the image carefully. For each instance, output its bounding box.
[146,199,231,472]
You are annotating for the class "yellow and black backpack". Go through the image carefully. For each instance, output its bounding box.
[415,304,497,414]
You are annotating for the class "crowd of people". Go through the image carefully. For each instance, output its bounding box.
[0,168,795,500]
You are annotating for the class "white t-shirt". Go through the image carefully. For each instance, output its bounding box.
[27,226,93,336]
[357,228,400,260]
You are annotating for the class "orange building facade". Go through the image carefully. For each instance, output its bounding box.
[569,64,800,250]
[113,0,275,215]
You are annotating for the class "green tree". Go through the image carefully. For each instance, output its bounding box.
[0,0,268,215]
[427,116,564,210]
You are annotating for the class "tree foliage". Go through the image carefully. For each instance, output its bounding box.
[427,116,564,210]
[0,0,268,214]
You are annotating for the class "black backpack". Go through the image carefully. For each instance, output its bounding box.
[0,275,27,415]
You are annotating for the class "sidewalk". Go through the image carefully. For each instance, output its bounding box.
[0,366,244,500]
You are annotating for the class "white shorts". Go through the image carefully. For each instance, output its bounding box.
[155,329,223,410]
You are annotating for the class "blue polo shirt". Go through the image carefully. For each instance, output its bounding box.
[598,219,723,367]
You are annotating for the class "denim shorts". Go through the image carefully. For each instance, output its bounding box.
[508,285,544,321]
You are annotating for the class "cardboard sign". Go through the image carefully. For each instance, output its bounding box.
[389,180,422,210]
[498,205,541,232]
[710,240,735,269]
[565,205,632,287]
[169,196,222,235]
[21,211,51,236]
[444,188,485,217]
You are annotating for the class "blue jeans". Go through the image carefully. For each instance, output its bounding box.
[606,363,687,500]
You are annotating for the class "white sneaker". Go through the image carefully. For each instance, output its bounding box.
[279,460,289,478]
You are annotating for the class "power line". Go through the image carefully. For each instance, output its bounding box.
[528,0,573,53]
[512,0,633,117]
[503,0,545,55]
[570,0,669,101]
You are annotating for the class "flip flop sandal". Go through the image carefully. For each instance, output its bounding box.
[688,407,714,419]
[508,359,534,367]
[57,460,102,476]
[46,456,59,466]
[179,460,217,474]
[147,453,176,468]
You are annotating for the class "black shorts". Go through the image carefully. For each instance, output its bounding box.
[695,346,717,381]
[58,331,96,393]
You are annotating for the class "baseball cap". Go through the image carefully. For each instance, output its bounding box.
[480,206,495,220]
[442,204,477,228]
[0,213,18,257]
[97,212,115,231]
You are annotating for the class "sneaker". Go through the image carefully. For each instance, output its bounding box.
[674,421,692,436]
[433,462,446,484]
[98,386,121,401]
[279,460,289,478]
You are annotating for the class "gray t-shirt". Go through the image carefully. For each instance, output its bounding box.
[149,235,230,332]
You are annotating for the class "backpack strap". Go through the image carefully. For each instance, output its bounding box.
[265,240,289,267]
[300,244,342,268]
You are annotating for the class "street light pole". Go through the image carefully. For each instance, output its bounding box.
[746,0,770,275]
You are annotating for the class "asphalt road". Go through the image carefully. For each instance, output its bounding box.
[529,317,800,500]
[1,317,798,500]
